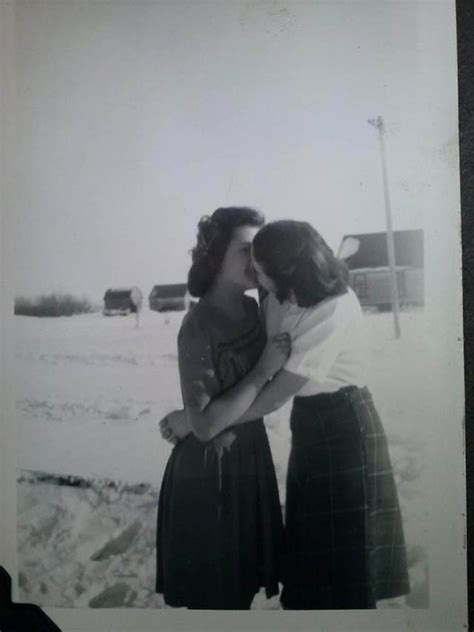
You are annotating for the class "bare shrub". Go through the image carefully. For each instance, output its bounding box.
[14,294,93,317]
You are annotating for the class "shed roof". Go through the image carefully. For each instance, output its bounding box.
[104,287,141,300]
[150,284,188,299]
[339,229,423,269]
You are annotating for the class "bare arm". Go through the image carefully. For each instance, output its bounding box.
[161,369,306,444]
[160,369,269,444]
[182,333,290,442]
[161,334,291,443]
[186,362,270,441]
[236,369,308,423]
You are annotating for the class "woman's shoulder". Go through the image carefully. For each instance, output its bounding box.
[292,287,361,329]
[332,287,363,323]
[178,302,209,342]
[312,286,360,311]
[339,286,362,311]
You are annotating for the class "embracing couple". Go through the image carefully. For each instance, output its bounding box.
[156,207,410,610]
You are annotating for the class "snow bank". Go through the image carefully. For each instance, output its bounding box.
[15,307,430,608]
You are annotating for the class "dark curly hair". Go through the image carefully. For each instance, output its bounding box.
[252,220,349,307]
[188,207,265,297]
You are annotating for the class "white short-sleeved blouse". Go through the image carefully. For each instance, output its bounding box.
[262,287,367,397]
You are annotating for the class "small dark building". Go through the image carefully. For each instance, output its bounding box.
[149,284,195,312]
[103,287,143,316]
[338,229,424,310]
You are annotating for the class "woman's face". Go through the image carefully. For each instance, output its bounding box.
[250,248,277,294]
[219,225,260,291]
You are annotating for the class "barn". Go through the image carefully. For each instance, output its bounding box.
[149,284,196,312]
[103,287,143,316]
[338,229,424,310]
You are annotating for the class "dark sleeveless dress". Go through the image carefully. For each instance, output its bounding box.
[156,296,284,609]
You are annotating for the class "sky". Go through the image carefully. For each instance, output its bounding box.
[7,0,458,302]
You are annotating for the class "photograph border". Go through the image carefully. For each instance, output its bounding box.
[1,1,468,630]
[458,0,474,629]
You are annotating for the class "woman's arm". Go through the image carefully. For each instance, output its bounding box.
[236,369,308,423]
[187,360,271,441]
[236,292,350,423]
[167,292,349,441]
[162,368,306,443]
[185,333,290,442]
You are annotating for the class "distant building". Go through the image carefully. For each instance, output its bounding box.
[338,229,424,310]
[149,284,196,312]
[103,287,143,316]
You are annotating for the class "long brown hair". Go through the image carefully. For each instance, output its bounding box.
[252,220,349,307]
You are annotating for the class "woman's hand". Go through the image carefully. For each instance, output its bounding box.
[258,333,291,378]
[159,414,177,444]
[159,409,190,444]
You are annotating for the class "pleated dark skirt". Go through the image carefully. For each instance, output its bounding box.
[156,419,284,609]
[281,386,410,609]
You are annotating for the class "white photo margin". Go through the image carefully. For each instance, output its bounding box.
[0,1,466,630]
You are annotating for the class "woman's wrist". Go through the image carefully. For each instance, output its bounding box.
[252,363,272,387]
[254,355,275,378]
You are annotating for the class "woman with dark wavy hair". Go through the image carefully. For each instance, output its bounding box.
[156,207,288,609]
[240,220,410,609]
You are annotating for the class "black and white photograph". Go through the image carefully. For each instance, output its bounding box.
[0,1,466,631]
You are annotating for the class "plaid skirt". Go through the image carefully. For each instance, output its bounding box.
[280,386,410,609]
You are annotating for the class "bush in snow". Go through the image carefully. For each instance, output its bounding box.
[15,293,93,317]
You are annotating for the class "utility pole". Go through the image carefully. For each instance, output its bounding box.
[368,115,401,339]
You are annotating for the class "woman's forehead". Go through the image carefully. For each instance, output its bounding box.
[232,225,259,244]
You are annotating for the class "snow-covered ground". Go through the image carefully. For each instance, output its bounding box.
[15,307,429,609]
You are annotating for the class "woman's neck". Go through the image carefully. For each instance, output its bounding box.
[206,280,246,318]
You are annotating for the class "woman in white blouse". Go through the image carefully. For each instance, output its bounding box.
[248,220,410,609]
[162,219,410,609]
